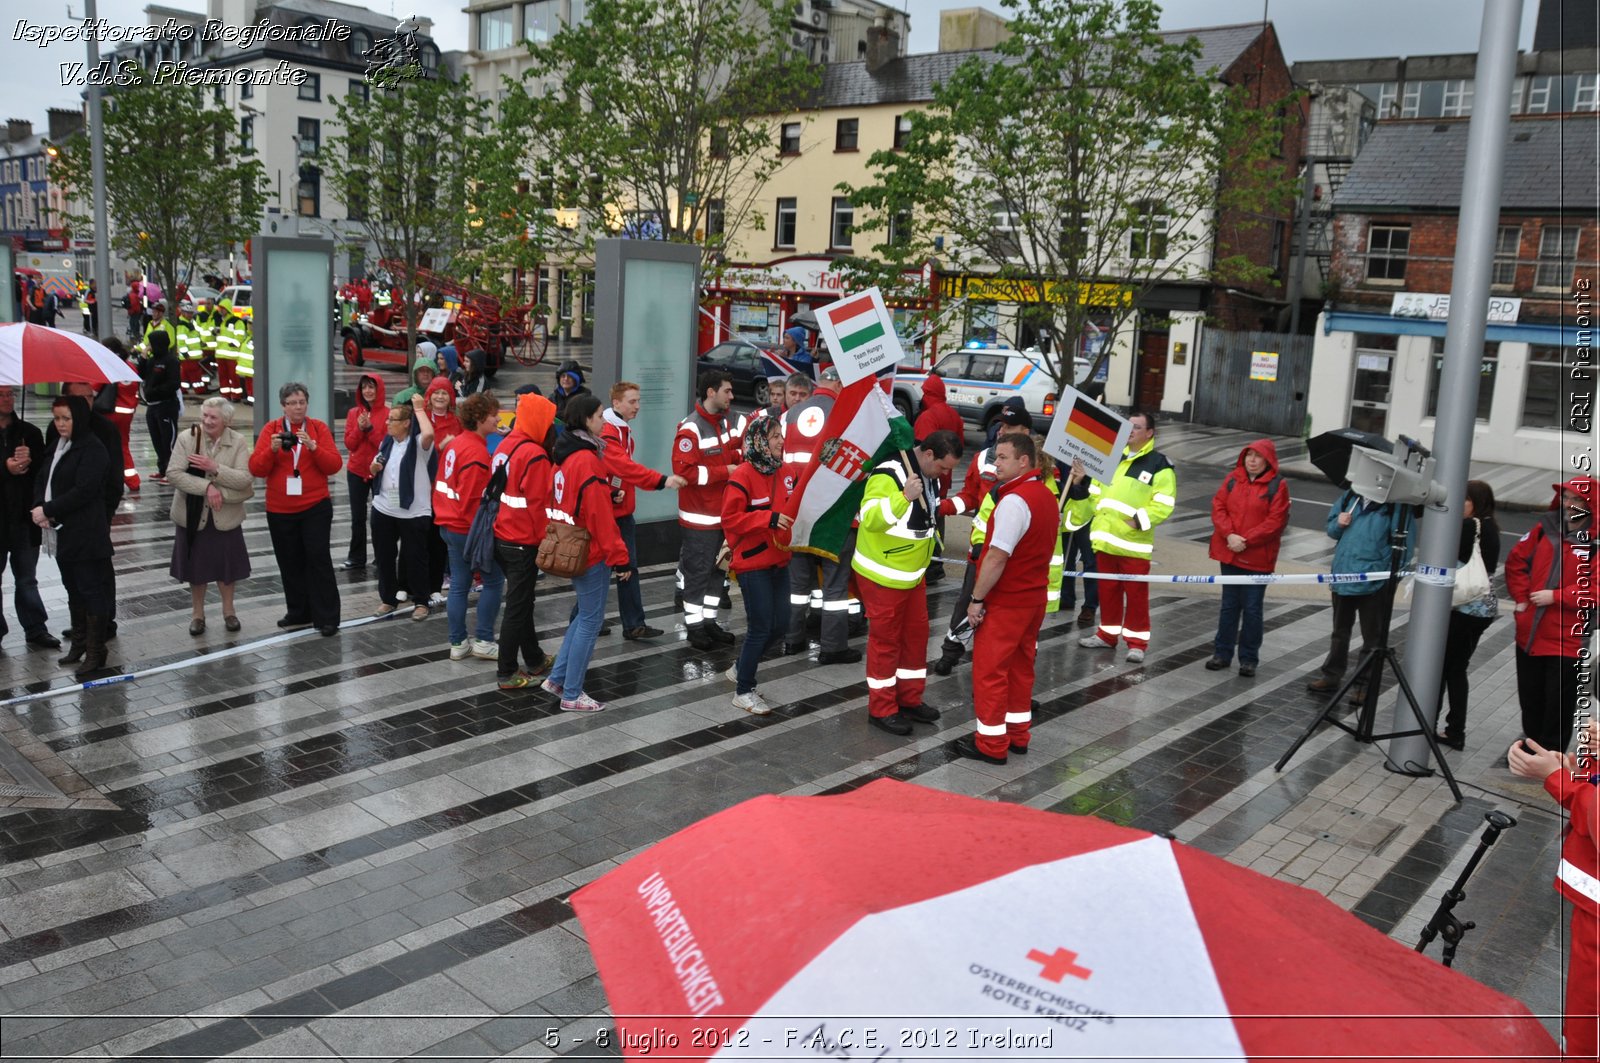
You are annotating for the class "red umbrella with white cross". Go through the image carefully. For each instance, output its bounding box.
[0,323,140,385]
[572,779,1553,1062]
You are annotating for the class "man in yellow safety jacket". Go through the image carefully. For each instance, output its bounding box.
[1065,409,1176,663]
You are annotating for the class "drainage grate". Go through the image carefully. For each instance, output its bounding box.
[0,783,61,799]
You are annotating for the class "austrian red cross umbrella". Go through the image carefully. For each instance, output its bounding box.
[0,323,140,386]
[573,779,1555,1062]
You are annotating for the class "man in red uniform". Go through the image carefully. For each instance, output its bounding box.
[673,370,745,650]
[954,433,1059,765]
[103,340,141,493]
[600,381,686,640]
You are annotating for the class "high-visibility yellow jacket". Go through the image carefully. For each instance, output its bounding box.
[1065,439,1177,559]
[853,459,936,591]
[141,318,177,356]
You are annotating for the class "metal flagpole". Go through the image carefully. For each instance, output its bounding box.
[85,0,113,342]
[1384,0,1523,777]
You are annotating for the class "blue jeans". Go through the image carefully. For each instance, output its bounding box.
[0,542,48,637]
[548,560,609,700]
[569,514,645,631]
[1062,525,1098,611]
[736,567,791,695]
[1213,562,1267,665]
[440,527,504,645]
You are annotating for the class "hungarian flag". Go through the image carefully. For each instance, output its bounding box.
[825,292,886,360]
[786,377,914,561]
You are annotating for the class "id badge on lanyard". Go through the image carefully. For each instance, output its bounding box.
[286,424,304,496]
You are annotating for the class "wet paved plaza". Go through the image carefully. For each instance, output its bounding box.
[0,408,1577,1060]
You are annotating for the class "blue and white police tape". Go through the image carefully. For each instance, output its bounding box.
[937,554,1400,585]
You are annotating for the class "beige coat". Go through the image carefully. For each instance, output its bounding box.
[168,425,256,532]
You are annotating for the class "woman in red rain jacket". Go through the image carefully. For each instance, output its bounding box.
[1205,439,1290,677]
[540,394,630,714]
[492,392,558,688]
[1505,476,1596,752]
[341,373,387,569]
[721,411,792,716]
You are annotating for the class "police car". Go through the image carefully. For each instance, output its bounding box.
[894,341,1092,434]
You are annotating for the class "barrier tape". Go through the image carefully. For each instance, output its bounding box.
[936,553,1402,585]
[1411,563,1457,587]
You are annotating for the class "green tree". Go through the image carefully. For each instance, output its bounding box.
[498,0,820,280]
[839,0,1297,389]
[320,67,518,362]
[54,75,267,318]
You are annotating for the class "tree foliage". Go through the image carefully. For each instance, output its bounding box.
[320,67,516,360]
[839,0,1297,388]
[54,76,267,310]
[497,0,820,279]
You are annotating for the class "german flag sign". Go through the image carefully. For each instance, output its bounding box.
[1044,386,1132,484]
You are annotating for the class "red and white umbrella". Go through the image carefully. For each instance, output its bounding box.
[574,780,1555,1061]
[0,324,140,385]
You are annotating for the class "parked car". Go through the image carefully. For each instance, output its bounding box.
[699,337,788,407]
[892,341,1093,433]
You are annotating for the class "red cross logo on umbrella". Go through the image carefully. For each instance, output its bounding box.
[1028,946,1092,983]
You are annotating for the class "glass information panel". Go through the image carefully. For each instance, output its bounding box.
[261,245,333,428]
[621,257,697,524]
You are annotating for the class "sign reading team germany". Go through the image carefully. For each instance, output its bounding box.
[814,287,907,387]
[1043,387,1132,485]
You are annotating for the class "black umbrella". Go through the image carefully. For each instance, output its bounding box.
[1307,427,1394,488]
[789,307,818,331]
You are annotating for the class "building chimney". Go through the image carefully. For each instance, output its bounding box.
[6,119,32,143]
[865,23,899,73]
[46,108,83,142]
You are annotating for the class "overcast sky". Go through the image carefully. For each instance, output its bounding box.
[7,0,1542,116]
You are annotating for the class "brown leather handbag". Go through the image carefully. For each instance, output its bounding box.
[536,474,593,578]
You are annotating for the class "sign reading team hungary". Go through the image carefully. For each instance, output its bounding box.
[814,287,905,387]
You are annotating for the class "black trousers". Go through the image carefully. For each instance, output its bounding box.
[1517,648,1586,753]
[495,539,545,677]
[267,498,339,627]
[146,399,179,476]
[345,471,373,565]
[1317,591,1386,682]
[426,521,446,597]
[1437,611,1495,738]
[61,556,115,617]
[371,508,430,608]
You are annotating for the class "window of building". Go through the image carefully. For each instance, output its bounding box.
[709,126,728,159]
[887,208,911,247]
[213,84,224,104]
[893,114,912,150]
[570,0,588,24]
[1426,338,1497,420]
[1493,224,1521,286]
[835,118,858,151]
[1526,75,1554,113]
[1058,202,1088,259]
[1440,79,1474,117]
[1511,79,1526,113]
[349,78,369,104]
[1269,220,1287,272]
[297,167,320,217]
[525,0,559,42]
[705,198,724,240]
[1523,345,1584,428]
[1400,82,1422,118]
[1365,224,1409,282]
[1577,73,1600,111]
[775,197,796,247]
[298,73,321,101]
[1535,226,1579,288]
[779,122,801,154]
[830,197,853,249]
[1129,201,1168,260]
[240,80,253,100]
[479,7,515,50]
[297,117,320,157]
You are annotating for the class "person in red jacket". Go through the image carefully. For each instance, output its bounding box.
[540,394,631,714]
[493,392,558,689]
[599,381,686,640]
[1506,476,1596,752]
[673,370,745,650]
[247,382,344,635]
[721,411,793,715]
[1204,439,1291,678]
[1510,717,1600,1058]
[342,374,387,570]
[434,392,504,662]
[101,339,141,492]
[914,372,966,584]
[424,375,463,446]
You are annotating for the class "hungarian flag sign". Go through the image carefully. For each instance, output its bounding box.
[814,287,905,386]
[785,377,914,561]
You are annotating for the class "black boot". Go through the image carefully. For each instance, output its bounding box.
[58,608,86,665]
[75,615,109,677]
[931,638,963,676]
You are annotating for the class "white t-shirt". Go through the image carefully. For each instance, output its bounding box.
[987,492,1033,555]
[371,436,435,519]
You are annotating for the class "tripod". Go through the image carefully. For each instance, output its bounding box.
[1275,507,1464,801]
[1414,811,1516,966]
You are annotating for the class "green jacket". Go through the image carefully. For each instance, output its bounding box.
[852,459,936,590]
[1065,439,1177,559]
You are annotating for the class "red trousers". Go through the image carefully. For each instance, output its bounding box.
[1093,551,1151,649]
[107,410,140,491]
[1570,906,1600,1059]
[856,576,927,718]
[216,358,241,400]
[972,599,1044,758]
[179,358,206,394]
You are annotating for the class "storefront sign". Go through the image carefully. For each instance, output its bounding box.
[1390,292,1521,324]
[937,274,1133,307]
[1250,351,1279,381]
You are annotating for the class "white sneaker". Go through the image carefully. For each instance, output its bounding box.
[429,593,448,608]
[449,641,471,661]
[725,665,738,684]
[560,693,606,713]
[1126,648,1146,663]
[1078,634,1113,649]
[471,639,498,660]
[732,690,772,716]
[539,678,561,696]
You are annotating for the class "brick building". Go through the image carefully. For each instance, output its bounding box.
[1307,114,1598,466]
